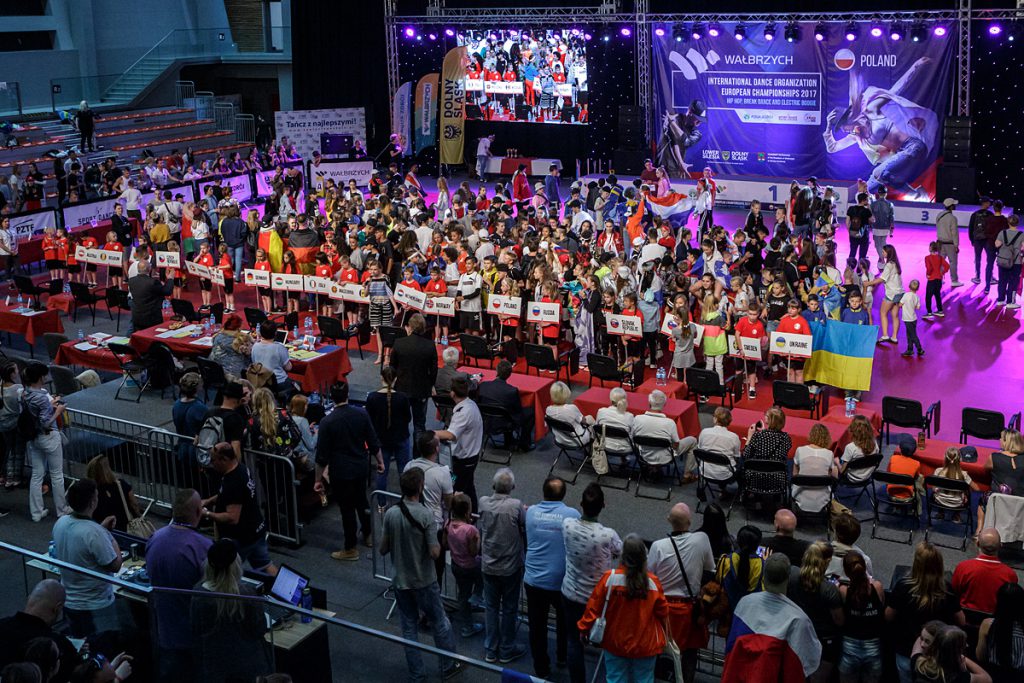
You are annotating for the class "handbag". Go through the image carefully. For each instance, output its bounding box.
[245,362,274,389]
[588,572,617,646]
[115,480,155,539]
[591,423,609,475]
[654,628,684,683]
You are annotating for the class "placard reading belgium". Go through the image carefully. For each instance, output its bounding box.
[704,71,822,126]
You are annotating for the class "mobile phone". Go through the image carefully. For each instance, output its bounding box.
[756,545,767,558]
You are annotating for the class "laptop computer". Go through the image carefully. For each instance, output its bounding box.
[266,564,310,627]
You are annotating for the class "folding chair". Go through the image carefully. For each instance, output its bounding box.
[694,448,743,519]
[870,470,920,545]
[108,342,151,402]
[244,307,269,331]
[544,415,592,485]
[633,435,682,501]
[924,475,974,551]
[479,402,519,465]
[43,333,68,363]
[171,299,201,322]
[741,459,790,520]
[586,353,627,388]
[835,453,884,520]
[881,396,940,447]
[525,343,571,382]
[960,408,1008,444]
[772,381,828,419]
[195,356,228,403]
[685,367,742,408]
[791,474,837,536]
[105,287,131,332]
[69,282,102,324]
[459,334,498,368]
[593,423,637,491]
[318,315,363,360]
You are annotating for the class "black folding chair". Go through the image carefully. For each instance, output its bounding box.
[773,381,828,419]
[586,353,626,388]
[593,423,637,491]
[479,402,519,465]
[244,307,269,331]
[544,415,592,485]
[318,315,363,360]
[960,407,1007,444]
[633,434,682,501]
[741,459,790,520]
[684,367,742,407]
[881,396,941,447]
[835,452,883,521]
[13,275,48,309]
[49,365,81,396]
[432,393,456,427]
[525,343,571,383]
[379,325,406,362]
[924,475,973,551]
[870,470,920,545]
[105,287,131,332]
[791,474,837,536]
[43,333,68,363]
[195,356,228,403]
[694,448,743,519]
[459,334,498,368]
[108,342,151,402]
[69,281,102,324]
[171,299,201,323]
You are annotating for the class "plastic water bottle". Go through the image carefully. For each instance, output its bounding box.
[77,328,84,341]
[441,335,448,346]
[293,326,299,340]
[300,587,313,624]
[656,366,666,386]
[63,281,71,294]
[162,299,170,315]
[16,294,23,306]
[308,391,321,406]
[209,314,216,332]
[256,323,261,337]
[845,396,855,418]
[47,540,56,558]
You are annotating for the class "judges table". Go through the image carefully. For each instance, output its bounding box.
[636,377,687,400]
[269,608,335,683]
[458,366,554,439]
[484,156,562,176]
[130,323,352,392]
[54,335,131,373]
[574,387,701,436]
[0,299,63,348]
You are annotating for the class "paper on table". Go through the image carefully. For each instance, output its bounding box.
[192,336,215,347]
[288,349,320,361]
[106,336,130,346]
[73,342,98,351]
[157,326,199,338]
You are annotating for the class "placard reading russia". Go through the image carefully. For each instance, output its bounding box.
[526,301,560,324]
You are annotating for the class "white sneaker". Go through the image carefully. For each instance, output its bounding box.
[950,281,964,288]
[935,311,945,317]
[1007,303,1021,310]
[971,277,981,284]
[996,300,1007,306]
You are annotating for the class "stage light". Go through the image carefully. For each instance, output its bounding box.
[403,27,415,38]
[784,23,800,43]
[489,32,497,40]
[416,35,422,41]
[428,31,437,41]
[602,34,610,42]
[620,26,632,38]
[870,25,883,38]
[692,24,704,40]
[989,24,1003,36]
[584,32,592,41]
[734,25,746,41]
[814,23,826,41]
[654,27,665,37]
[444,28,454,37]
[708,24,721,38]
[933,26,947,37]
[845,23,859,41]
[764,24,776,41]
[890,23,905,41]
[672,25,687,43]
[910,23,927,42]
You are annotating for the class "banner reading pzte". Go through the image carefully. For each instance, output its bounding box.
[652,22,955,200]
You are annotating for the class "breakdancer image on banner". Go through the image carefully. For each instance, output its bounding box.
[823,57,939,201]
[657,98,706,177]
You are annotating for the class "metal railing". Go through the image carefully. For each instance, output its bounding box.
[0,81,23,117]
[235,113,255,144]
[175,80,196,109]
[213,102,236,132]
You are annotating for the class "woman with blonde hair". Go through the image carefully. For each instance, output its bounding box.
[85,454,139,532]
[595,387,635,454]
[792,423,837,512]
[545,381,593,448]
[977,428,1024,533]
[435,176,451,217]
[787,542,844,683]
[838,415,879,482]
[933,447,980,517]
[742,407,791,492]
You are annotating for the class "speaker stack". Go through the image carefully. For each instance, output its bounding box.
[613,105,648,174]
[937,116,976,203]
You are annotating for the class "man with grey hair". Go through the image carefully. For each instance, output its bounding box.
[723,553,821,679]
[434,346,473,396]
[631,390,697,479]
[127,256,173,332]
[478,467,527,664]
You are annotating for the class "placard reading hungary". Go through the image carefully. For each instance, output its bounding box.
[727,334,764,360]
[243,269,271,288]
[395,283,426,311]
[526,301,561,324]
[423,296,455,317]
[155,252,181,269]
[74,246,108,265]
[185,261,211,279]
[770,331,813,358]
[486,294,522,317]
[271,273,305,292]
[606,313,643,338]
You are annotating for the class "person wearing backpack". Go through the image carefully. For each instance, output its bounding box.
[196,382,247,466]
[0,361,24,488]
[715,525,766,611]
[994,214,1024,309]
[22,362,67,523]
[968,197,994,284]
[845,192,873,264]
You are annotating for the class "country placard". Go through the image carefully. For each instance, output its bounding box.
[525,301,561,324]
[243,269,271,288]
[486,294,522,317]
[770,331,813,358]
[210,269,225,286]
[74,246,108,265]
[185,261,211,279]
[660,316,704,345]
[271,273,305,292]
[395,283,427,311]
[155,252,181,269]
[727,334,764,360]
[304,276,333,295]
[422,296,455,317]
[328,281,369,303]
[606,313,643,338]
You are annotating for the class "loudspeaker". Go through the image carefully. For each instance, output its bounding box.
[936,164,976,204]
[319,133,352,155]
[612,149,648,175]
[515,104,531,121]
[943,136,970,164]
[466,104,483,118]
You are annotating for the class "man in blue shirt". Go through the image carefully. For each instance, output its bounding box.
[523,476,580,679]
[543,164,562,218]
[869,187,895,270]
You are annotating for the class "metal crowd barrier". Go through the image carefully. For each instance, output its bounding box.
[64,409,304,546]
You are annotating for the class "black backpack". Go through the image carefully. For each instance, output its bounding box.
[16,395,40,441]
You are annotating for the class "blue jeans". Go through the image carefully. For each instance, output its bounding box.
[895,653,912,683]
[605,653,657,683]
[395,582,457,683]
[483,569,522,659]
[229,245,245,276]
[376,438,411,504]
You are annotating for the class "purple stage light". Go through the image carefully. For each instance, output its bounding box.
[620,27,632,37]
[765,32,774,41]
[708,26,720,37]
[404,27,415,38]
[933,26,947,37]
[654,27,665,37]
[584,33,592,41]
[870,26,883,38]
[890,31,901,40]
[989,24,1003,35]
[846,32,856,41]
[815,32,824,41]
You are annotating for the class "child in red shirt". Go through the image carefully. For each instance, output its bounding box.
[337,255,362,325]
[775,299,811,384]
[103,231,125,289]
[423,266,449,343]
[923,240,950,319]
[253,248,273,312]
[217,243,235,312]
[65,235,81,284]
[80,233,99,287]
[281,251,301,314]
[55,228,70,282]
[537,281,561,353]
[165,240,184,300]
[733,303,768,399]
[195,242,215,307]
[619,292,644,364]
[314,253,334,317]
[42,227,61,280]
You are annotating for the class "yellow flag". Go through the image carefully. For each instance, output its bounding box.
[439,46,468,165]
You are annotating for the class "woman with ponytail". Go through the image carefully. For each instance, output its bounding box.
[365,366,412,502]
[715,525,765,609]
[839,550,885,683]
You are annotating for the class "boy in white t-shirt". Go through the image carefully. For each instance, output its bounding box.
[901,279,924,357]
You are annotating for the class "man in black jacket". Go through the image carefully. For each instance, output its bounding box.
[219,205,248,276]
[110,202,134,248]
[127,259,173,332]
[0,579,79,682]
[390,313,438,436]
[477,359,534,451]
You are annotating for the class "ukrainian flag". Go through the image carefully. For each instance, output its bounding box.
[804,320,878,391]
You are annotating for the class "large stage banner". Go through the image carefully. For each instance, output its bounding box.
[308,160,375,193]
[274,108,367,161]
[414,73,439,152]
[392,82,413,158]
[652,22,955,200]
[440,46,469,165]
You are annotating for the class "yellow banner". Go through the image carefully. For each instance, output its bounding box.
[439,46,468,165]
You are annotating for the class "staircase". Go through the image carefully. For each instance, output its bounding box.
[102,53,178,105]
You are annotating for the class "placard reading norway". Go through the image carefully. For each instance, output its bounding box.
[606,313,643,338]
[271,273,305,292]
[243,269,271,288]
[155,252,181,268]
[487,295,522,317]
[526,301,561,324]
[771,331,813,357]
[423,296,455,317]
[274,108,367,161]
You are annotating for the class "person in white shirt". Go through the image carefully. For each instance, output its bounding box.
[696,407,742,483]
[791,424,838,513]
[595,387,635,454]
[436,377,483,510]
[474,231,495,262]
[414,218,435,253]
[545,381,593,448]
[148,159,171,188]
[568,200,594,233]
[639,228,668,267]
[118,180,143,222]
[647,503,715,680]
[455,256,483,333]
[900,279,924,357]
[631,390,696,470]
[476,134,495,181]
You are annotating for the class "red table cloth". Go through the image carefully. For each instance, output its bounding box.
[821,403,883,433]
[46,293,74,315]
[575,387,701,437]
[727,407,824,458]
[636,378,687,400]
[910,438,997,490]
[53,340,123,373]
[458,366,554,438]
[130,323,352,392]
[0,300,62,346]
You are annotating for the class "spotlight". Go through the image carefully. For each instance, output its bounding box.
[654,27,665,37]
[870,25,883,38]
[989,24,1003,36]
[692,23,704,40]
[602,34,610,42]
[932,26,947,38]
[784,23,800,43]
[845,23,859,42]
[672,25,687,43]
[620,26,632,38]
[734,24,746,41]
[403,27,415,38]
[910,23,927,43]
[763,23,776,41]
[890,23,905,41]
[416,35,422,42]
[427,30,437,41]
[444,28,454,37]
[708,23,721,38]
[584,32,592,41]
[814,23,826,42]
[488,32,497,40]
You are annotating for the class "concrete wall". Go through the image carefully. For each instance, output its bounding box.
[0,49,81,111]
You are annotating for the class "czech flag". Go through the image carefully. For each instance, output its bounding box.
[803,320,878,391]
[644,191,695,227]
[722,593,822,683]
